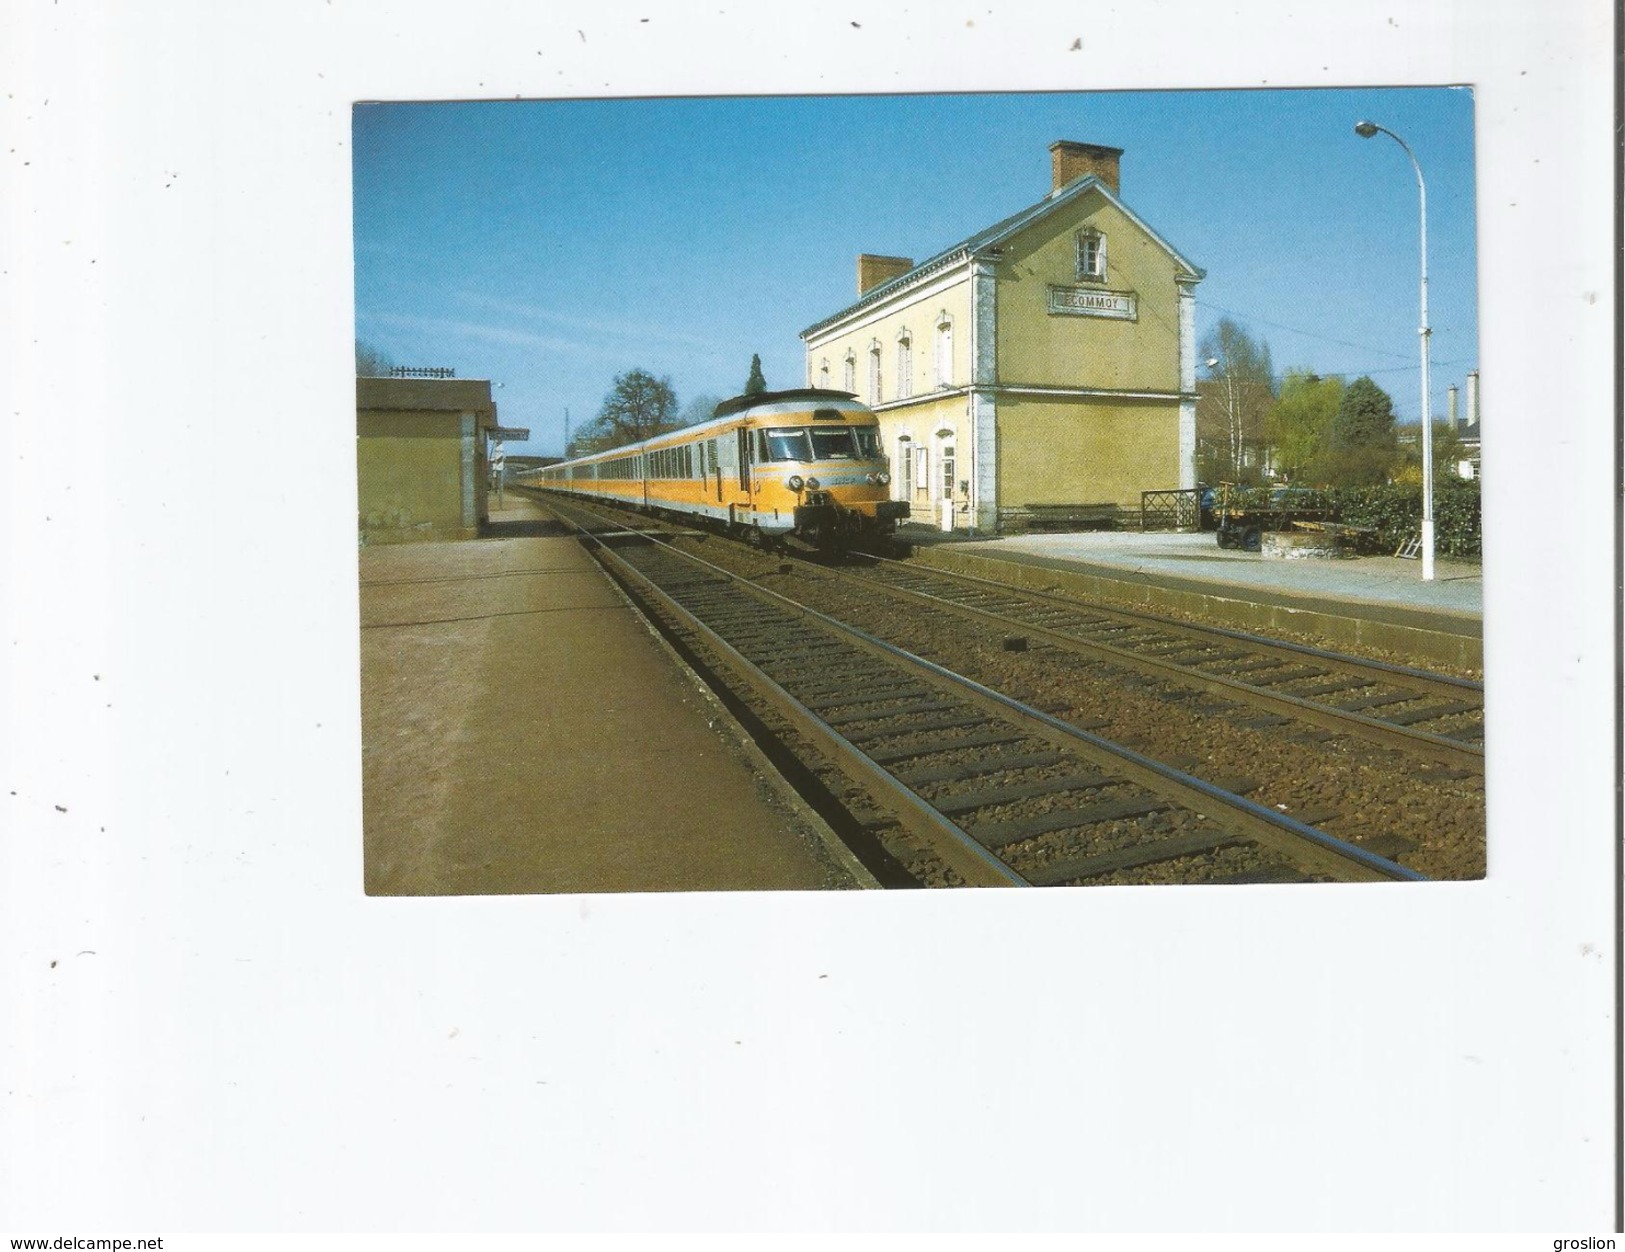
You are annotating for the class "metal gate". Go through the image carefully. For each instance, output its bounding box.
[1139,488,1202,531]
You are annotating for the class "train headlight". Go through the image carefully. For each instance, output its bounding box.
[871,472,890,486]
[787,475,804,491]
[804,477,820,490]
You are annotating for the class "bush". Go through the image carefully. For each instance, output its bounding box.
[1327,481,1481,559]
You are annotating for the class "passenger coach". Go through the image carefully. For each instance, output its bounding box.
[536,389,909,550]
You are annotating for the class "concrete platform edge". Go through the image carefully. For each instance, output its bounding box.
[908,545,1483,671]
[597,545,883,890]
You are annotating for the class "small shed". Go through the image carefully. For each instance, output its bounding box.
[357,376,496,543]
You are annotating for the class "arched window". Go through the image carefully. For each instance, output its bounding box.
[818,358,830,389]
[896,434,912,500]
[934,314,953,388]
[843,350,857,394]
[896,330,913,400]
[868,340,882,404]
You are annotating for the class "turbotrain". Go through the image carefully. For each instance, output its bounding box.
[533,388,910,550]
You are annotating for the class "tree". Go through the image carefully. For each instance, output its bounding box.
[744,354,767,397]
[1197,318,1275,484]
[1325,375,1400,485]
[1394,419,1470,485]
[572,369,679,453]
[356,339,394,376]
[1267,370,1343,483]
[678,393,723,427]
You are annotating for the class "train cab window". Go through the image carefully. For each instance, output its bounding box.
[764,429,814,461]
[809,428,857,460]
[853,427,882,459]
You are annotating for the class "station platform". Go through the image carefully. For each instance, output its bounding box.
[900,525,1482,671]
[358,492,863,895]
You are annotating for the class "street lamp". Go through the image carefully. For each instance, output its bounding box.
[1355,119,1434,580]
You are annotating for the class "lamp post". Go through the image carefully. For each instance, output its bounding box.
[1355,119,1434,580]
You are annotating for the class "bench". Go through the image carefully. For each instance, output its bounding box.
[1017,502,1121,532]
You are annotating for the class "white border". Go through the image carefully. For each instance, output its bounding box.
[2,0,1615,1233]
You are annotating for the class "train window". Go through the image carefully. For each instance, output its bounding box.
[809,428,856,460]
[764,429,813,461]
[853,427,882,458]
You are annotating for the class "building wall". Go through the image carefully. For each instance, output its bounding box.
[801,159,1198,529]
[805,273,974,401]
[870,392,971,523]
[996,394,1182,510]
[357,410,481,543]
[994,192,1184,392]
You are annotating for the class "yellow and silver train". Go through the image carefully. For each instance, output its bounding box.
[534,388,909,549]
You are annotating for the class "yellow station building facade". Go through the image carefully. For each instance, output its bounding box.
[800,141,1204,532]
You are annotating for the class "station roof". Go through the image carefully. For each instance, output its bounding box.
[800,174,1205,340]
[357,376,496,416]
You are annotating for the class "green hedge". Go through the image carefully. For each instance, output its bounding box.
[1329,482,1482,559]
[1219,482,1482,558]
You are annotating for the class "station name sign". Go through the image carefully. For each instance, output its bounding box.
[1047,285,1137,320]
[489,426,530,441]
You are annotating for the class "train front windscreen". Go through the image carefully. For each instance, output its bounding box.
[762,426,883,461]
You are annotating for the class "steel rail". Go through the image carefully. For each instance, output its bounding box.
[871,551,1482,698]
[558,519,1029,888]
[842,562,1484,771]
[550,502,1425,884]
[524,488,1479,698]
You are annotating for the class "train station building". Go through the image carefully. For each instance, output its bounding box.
[356,374,498,543]
[800,141,1204,532]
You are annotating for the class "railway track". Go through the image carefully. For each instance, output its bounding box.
[544,496,1426,888]
[837,555,1485,771]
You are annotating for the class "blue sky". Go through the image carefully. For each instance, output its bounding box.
[353,87,1478,456]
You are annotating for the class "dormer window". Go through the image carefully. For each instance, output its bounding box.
[1076,228,1106,282]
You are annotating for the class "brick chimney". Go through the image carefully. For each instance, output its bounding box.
[1050,140,1123,195]
[857,254,914,295]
